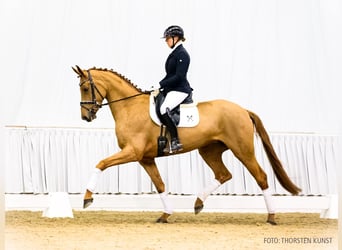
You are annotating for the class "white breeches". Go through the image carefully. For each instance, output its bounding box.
[160,91,188,115]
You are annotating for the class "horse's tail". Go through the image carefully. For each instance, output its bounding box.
[248,110,301,195]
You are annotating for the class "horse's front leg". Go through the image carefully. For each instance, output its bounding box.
[83,147,137,208]
[139,158,172,223]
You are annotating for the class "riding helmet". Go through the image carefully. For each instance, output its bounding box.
[163,25,185,39]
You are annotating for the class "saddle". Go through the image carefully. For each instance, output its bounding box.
[149,90,199,156]
[154,91,194,126]
[149,90,199,127]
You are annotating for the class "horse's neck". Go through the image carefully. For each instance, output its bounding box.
[104,74,148,122]
[107,81,139,102]
[108,94,149,124]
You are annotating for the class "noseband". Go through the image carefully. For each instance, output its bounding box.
[79,70,146,118]
[80,70,102,105]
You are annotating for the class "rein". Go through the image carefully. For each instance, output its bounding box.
[80,70,145,111]
[102,93,145,106]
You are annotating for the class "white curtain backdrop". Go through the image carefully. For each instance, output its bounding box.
[1,0,341,195]
[4,127,339,195]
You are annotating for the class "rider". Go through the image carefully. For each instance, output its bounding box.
[159,25,193,153]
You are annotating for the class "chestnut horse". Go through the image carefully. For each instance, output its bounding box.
[72,66,301,224]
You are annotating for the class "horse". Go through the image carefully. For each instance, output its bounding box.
[72,65,301,224]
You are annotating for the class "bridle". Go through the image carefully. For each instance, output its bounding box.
[79,70,145,120]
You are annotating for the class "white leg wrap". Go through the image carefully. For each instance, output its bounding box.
[263,188,276,214]
[159,191,173,214]
[198,179,221,202]
[86,168,102,193]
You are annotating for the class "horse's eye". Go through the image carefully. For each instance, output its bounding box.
[83,87,89,92]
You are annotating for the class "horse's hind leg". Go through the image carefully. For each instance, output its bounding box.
[139,158,172,223]
[234,149,277,225]
[196,142,232,214]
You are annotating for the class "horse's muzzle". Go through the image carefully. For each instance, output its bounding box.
[82,110,97,122]
[82,115,92,122]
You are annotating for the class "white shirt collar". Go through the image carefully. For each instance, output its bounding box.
[171,41,183,51]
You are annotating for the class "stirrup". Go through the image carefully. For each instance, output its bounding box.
[170,139,183,153]
[163,139,183,154]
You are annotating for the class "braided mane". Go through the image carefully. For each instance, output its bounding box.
[88,67,151,94]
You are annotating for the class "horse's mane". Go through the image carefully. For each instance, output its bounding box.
[88,67,151,94]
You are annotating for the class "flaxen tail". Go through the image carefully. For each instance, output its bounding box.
[248,110,301,195]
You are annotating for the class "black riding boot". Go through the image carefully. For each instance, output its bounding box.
[161,113,183,153]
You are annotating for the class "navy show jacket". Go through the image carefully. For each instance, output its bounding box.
[159,44,193,94]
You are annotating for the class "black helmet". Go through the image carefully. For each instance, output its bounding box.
[163,25,185,39]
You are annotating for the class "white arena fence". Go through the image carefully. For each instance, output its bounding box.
[4,126,339,217]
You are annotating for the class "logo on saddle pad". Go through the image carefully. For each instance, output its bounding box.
[149,90,199,127]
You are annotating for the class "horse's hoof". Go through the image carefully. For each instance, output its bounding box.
[83,198,94,209]
[194,204,204,215]
[156,213,170,223]
[266,214,277,225]
[194,198,204,214]
[156,217,168,223]
[266,220,277,225]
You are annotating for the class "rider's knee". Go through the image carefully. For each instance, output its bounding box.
[160,104,167,115]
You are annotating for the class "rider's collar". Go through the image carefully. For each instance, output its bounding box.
[171,41,183,51]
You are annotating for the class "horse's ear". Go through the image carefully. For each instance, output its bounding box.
[72,65,85,77]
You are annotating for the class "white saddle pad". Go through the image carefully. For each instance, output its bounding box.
[149,90,199,127]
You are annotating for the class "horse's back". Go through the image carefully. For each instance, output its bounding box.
[195,99,254,143]
[197,99,250,121]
